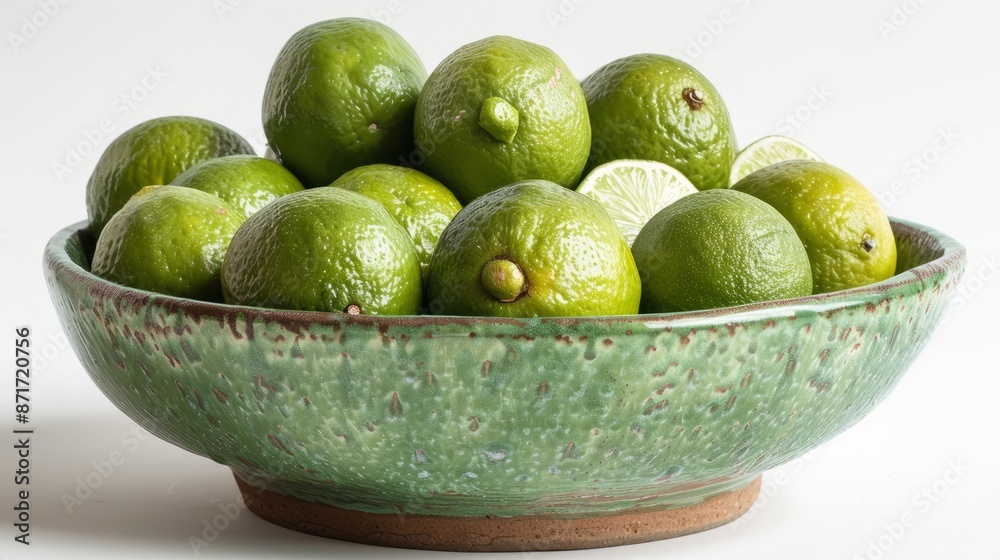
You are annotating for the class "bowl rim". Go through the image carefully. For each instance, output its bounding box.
[45,218,966,329]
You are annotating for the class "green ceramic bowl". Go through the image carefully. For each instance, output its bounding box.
[44,219,964,551]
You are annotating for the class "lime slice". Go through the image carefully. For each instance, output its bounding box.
[576,160,698,246]
[729,135,823,186]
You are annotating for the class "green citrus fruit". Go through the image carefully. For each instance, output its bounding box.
[576,159,698,246]
[729,135,822,186]
[426,179,639,317]
[329,164,461,282]
[632,189,813,313]
[263,18,426,187]
[91,185,245,301]
[170,154,304,219]
[414,36,591,204]
[582,54,736,191]
[222,188,421,315]
[86,116,254,238]
[732,160,897,294]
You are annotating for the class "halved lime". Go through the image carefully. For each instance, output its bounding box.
[575,159,698,246]
[729,135,822,186]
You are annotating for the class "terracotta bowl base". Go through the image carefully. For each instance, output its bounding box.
[234,474,761,551]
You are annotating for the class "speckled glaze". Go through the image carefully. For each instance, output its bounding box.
[45,219,964,548]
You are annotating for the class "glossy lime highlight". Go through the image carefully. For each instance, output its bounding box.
[222,188,422,315]
[582,54,736,191]
[171,154,304,219]
[91,185,245,301]
[86,116,254,238]
[414,36,591,204]
[427,179,640,317]
[263,18,426,187]
[632,189,813,313]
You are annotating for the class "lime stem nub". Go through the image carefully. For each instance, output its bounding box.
[479,97,520,143]
[682,88,704,110]
[481,258,528,303]
[862,236,877,253]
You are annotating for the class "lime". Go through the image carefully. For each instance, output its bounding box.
[222,188,421,315]
[414,36,591,204]
[582,54,736,191]
[576,159,698,246]
[91,185,245,301]
[329,164,461,282]
[632,189,812,313]
[426,179,639,317]
[732,160,897,294]
[729,135,823,186]
[86,116,254,238]
[263,18,426,187]
[170,154,304,219]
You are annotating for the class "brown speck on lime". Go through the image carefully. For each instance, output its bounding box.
[862,236,877,252]
[683,88,704,110]
[344,304,362,315]
[468,416,479,432]
[390,392,403,417]
[537,381,550,396]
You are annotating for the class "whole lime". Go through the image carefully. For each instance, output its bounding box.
[171,154,304,219]
[91,185,245,301]
[86,116,254,238]
[631,189,813,313]
[263,18,426,187]
[222,188,422,315]
[732,160,897,293]
[426,179,639,317]
[582,54,736,191]
[414,36,591,204]
[329,164,461,281]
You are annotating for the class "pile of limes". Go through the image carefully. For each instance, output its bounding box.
[86,18,897,317]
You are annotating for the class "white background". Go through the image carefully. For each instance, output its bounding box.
[2,0,999,558]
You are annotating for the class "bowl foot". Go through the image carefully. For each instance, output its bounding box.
[234,474,761,551]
